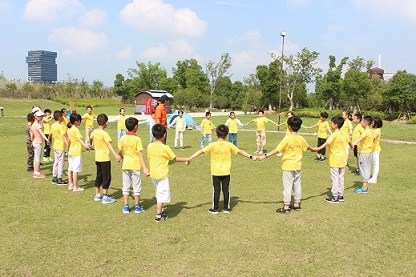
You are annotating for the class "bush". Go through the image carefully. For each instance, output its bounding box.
[407,117,416,124]
[51,98,123,108]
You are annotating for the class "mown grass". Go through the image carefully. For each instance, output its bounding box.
[0,99,415,276]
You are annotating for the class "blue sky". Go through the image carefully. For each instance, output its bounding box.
[1,0,415,89]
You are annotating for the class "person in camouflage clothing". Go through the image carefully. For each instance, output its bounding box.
[26,113,35,172]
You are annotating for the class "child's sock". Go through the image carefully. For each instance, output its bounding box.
[156,214,162,218]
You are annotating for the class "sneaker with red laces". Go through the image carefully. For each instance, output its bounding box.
[33,172,46,179]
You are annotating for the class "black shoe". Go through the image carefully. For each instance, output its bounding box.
[325,196,339,203]
[27,167,34,172]
[319,157,326,162]
[56,178,69,186]
[154,213,167,222]
[338,196,345,202]
[289,204,301,211]
[354,169,360,175]
[314,157,320,161]
[223,208,231,214]
[208,208,219,215]
[51,177,58,184]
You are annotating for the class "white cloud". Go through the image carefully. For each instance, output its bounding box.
[48,27,109,53]
[246,30,261,42]
[169,40,193,56]
[353,0,416,23]
[120,0,207,37]
[24,0,84,23]
[114,47,134,59]
[232,51,255,66]
[141,44,169,59]
[79,8,106,27]
[287,0,309,8]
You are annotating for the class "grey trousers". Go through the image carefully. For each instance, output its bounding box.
[282,170,302,204]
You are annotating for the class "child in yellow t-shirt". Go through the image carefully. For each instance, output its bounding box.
[352,116,374,194]
[200,111,216,149]
[188,124,255,214]
[368,117,383,184]
[82,105,97,147]
[147,124,188,222]
[277,110,294,137]
[90,114,122,203]
[67,113,91,191]
[305,111,331,161]
[224,111,244,146]
[341,111,353,166]
[42,109,53,162]
[259,116,313,213]
[350,113,364,175]
[168,110,186,149]
[314,115,347,203]
[51,110,69,185]
[244,110,278,154]
[116,108,127,143]
[118,117,149,214]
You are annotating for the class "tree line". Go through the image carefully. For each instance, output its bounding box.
[1,49,415,118]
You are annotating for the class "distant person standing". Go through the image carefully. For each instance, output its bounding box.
[116,108,127,143]
[168,110,186,149]
[82,106,97,147]
[154,95,169,144]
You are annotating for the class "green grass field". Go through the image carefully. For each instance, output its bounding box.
[1,99,415,276]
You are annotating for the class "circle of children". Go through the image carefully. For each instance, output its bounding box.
[26,104,382,221]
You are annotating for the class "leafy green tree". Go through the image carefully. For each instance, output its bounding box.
[90,80,104,98]
[383,70,416,117]
[22,82,34,98]
[343,69,371,113]
[315,55,348,110]
[284,48,320,111]
[206,53,232,109]
[256,60,280,111]
[114,73,131,102]
[128,62,167,91]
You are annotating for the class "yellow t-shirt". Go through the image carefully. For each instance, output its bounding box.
[341,119,353,143]
[358,129,373,154]
[61,117,69,133]
[352,123,364,142]
[226,118,242,134]
[173,117,186,132]
[68,126,83,156]
[372,128,381,152]
[51,122,66,151]
[117,115,126,130]
[118,134,143,170]
[91,129,112,162]
[82,113,96,129]
[276,135,309,171]
[317,120,331,139]
[254,117,270,131]
[203,141,239,176]
[43,115,53,134]
[326,130,347,168]
[201,119,214,134]
[147,143,176,179]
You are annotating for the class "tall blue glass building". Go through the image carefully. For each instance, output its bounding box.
[26,50,57,84]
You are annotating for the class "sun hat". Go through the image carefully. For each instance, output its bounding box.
[32,106,45,117]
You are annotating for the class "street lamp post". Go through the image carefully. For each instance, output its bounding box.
[277,31,286,131]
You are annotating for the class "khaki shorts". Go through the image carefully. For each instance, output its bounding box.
[256,130,266,146]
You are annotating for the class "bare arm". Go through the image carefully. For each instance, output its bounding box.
[187,149,205,165]
[269,120,278,126]
[138,151,149,176]
[174,157,189,163]
[77,137,90,149]
[106,141,122,162]
[238,149,258,161]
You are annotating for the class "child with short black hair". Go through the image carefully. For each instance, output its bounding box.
[259,116,314,213]
[51,110,69,185]
[352,115,373,193]
[147,124,188,222]
[188,124,255,214]
[341,111,353,166]
[82,105,96,147]
[118,117,149,214]
[368,117,383,184]
[314,115,347,203]
[116,108,127,143]
[168,110,186,149]
[91,114,122,203]
[244,110,278,154]
[305,111,331,161]
[200,111,216,149]
[350,113,363,175]
[225,111,244,146]
[42,108,53,163]
[67,113,91,191]
[26,113,35,172]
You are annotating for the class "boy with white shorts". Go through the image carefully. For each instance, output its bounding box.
[147,124,188,222]
[118,117,149,214]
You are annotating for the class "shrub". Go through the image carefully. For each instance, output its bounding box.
[51,98,123,108]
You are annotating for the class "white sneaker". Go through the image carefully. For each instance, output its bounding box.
[368,178,377,184]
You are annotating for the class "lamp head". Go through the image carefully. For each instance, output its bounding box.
[280,31,286,37]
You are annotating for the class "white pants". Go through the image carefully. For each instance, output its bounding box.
[151,177,171,203]
[174,130,184,148]
[330,167,345,196]
[122,170,142,196]
[282,170,302,204]
[371,151,380,180]
[53,150,65,178]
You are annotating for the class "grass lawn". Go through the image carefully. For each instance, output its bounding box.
[0,99,415,276]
